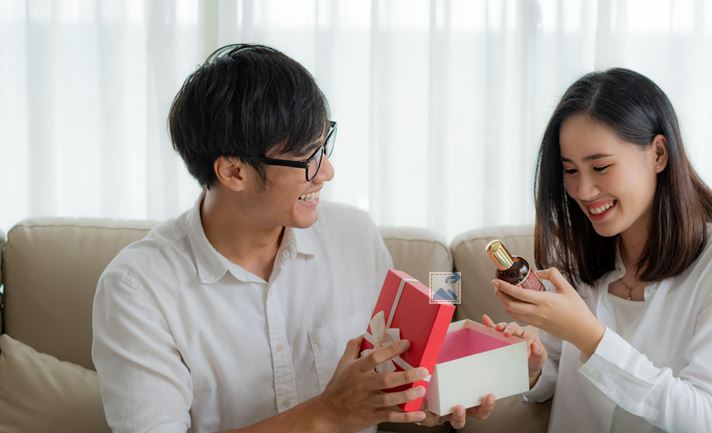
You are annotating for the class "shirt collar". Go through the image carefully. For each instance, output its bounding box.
[289,226,317,257]
[593,239,663,310]
[184,193,317,285]
[612,239,659,300]
[184,193,231,284]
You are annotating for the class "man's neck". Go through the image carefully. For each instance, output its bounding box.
[200,189,284,281]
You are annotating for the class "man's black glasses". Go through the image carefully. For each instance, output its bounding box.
[257,121,337,181]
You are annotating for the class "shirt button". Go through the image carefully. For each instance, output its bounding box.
[276,344,284,353]
[282,399,291,407]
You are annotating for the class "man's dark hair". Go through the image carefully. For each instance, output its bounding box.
[169,44,330,188]
[534,68,712,286]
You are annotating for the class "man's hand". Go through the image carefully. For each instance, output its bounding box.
[316,336,430,433]
[418,395,496,429]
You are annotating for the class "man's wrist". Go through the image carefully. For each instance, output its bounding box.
[304,393,341,433]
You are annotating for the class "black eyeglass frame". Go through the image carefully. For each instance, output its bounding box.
[256,121,337,181]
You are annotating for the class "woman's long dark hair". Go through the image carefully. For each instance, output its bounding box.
[534,68,712,286]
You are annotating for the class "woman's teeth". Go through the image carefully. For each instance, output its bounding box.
[299,191,319,201]
[589,201,615,215]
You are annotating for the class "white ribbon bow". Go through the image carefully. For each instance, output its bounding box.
[361,277,429,379]
[361,311,407,374]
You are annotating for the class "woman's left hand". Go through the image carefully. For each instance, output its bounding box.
[491,267,605,358]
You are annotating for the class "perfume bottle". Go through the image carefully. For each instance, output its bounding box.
[486,240,544,291]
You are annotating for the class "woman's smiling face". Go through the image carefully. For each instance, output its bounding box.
[560,113,666,239]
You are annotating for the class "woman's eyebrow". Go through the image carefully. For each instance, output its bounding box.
[561,153,614,163]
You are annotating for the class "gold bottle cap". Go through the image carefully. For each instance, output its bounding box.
[486,239,515,270]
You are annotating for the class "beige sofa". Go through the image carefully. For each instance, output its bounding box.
[0,218,550,433]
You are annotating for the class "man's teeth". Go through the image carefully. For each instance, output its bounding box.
[589,201,615,215]
[299,191,319,201]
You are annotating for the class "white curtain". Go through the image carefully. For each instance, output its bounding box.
[2,0,712,240]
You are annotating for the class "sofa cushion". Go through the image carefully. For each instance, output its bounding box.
[0,333,111,433]
[2,218,155,369]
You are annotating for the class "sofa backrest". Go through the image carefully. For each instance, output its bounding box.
[451,225,535,323]
[380,226,453,284]
[448,225,550,433]
[1,219,156,369]
[0,219,453,370]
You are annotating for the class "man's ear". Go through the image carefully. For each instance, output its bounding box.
[651,134,669,174]
[214,157,249,192]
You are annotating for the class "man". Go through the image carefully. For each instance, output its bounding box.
[92,44,490,433]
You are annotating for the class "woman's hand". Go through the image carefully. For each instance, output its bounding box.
[482,314,547,387]
[491,267,605,358]
[418,396,496,429]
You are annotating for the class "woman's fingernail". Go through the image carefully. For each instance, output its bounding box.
[400,340,410,350]
[416,367,429,379]
[415,386,426,396]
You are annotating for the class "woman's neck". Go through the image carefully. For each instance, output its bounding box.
[619,220,649,276]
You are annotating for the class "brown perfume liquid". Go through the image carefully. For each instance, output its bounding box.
[486,240,545,291]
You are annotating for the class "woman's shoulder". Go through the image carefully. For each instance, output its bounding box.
[672,223,712,291]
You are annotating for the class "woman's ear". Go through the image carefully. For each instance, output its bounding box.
[651,134,669,174]
[214,157,248,192]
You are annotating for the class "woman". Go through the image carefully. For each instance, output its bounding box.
[486,68,712,432]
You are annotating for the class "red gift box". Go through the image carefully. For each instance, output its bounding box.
[360,269,456,412]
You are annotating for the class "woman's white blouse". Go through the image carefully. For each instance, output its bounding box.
[525,227,712,433]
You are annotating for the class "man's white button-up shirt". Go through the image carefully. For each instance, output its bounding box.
[93,197,392,433]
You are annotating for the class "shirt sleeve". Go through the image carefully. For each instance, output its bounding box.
[522,328,562,403]
[92,271,192,433]
[522,278,562,403]
[578,296,712,432]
